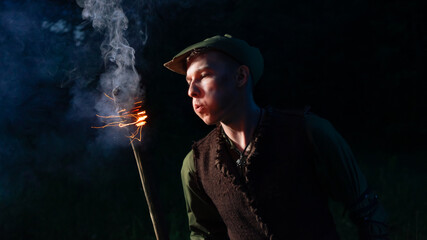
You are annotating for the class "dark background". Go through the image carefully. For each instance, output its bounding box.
[0,0,426,239]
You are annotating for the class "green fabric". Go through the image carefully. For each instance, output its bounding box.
[181,113,388,239]
[181,151,229,240]
[163,34,264,85]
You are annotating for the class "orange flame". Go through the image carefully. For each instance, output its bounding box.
[92,94,147,142]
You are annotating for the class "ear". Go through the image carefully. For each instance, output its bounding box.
[235,65,250,88]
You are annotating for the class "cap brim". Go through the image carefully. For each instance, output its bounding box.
[163,52,190,76]
[163,40,213,75]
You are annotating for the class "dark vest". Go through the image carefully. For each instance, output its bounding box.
[192,108,340,240]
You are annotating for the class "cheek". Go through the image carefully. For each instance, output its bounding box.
[202,77,236,108]
[198,81,217,101]
[209,89,234,113]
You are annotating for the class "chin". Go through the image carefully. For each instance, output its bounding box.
[198,114,218,126]
[201,118,217,125]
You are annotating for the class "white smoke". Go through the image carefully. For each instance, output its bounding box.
[77,0,143,114]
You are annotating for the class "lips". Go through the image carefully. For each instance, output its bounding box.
[194,103,204,113]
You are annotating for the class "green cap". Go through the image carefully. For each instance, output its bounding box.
[163,34,264,84]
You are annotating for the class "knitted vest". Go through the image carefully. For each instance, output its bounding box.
[192,108,340,240]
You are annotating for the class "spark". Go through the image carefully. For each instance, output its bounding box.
[92,95,147,142]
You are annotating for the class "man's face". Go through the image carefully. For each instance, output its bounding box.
[186,51,239,125]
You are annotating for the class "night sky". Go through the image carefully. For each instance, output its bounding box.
[0,0,426,239]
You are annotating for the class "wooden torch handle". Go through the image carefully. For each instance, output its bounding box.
[131,141,169,240]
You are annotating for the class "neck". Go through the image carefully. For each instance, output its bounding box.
[220,99,261,152]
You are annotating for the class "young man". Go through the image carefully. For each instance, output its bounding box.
[164,34,388,240]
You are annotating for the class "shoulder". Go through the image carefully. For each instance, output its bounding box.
[182,126,220,174]
[193,126,220,148]
[304,112,340,141]
[304,113,351,153]
[305,113,335,133]
[191,126,221,163]
[264,106,309,129]
[268,106,306,119]
[181,149,196,176]
[268,106,340,141]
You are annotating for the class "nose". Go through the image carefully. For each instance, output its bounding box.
[188,81,201,98]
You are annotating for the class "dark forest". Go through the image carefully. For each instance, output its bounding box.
[0,0,426,239]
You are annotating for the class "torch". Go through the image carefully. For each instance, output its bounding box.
[93,95,169,240]
[131,140,167,240]
[78,0,169,237]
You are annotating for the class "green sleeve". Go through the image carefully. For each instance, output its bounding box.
[181,150,228,240]
[306,113,389,239]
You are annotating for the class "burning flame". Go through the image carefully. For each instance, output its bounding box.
[92,93,147,142]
